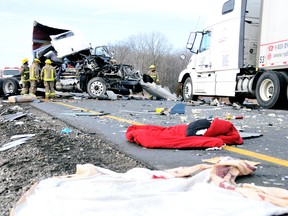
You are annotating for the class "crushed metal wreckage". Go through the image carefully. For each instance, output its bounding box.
[32,21,177,101]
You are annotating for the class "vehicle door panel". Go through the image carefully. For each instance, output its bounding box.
[194,31,216,95]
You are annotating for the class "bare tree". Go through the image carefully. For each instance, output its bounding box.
[109,32,191,94]
[108,41,131,64]
[158,49,191,94]
[123,32,172,73]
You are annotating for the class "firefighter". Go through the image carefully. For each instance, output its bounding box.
[41,59,56,99]
[29,58,41,96]
[20,58,30,95]
[147,64,160,84]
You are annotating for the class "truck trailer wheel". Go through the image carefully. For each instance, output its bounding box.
[87,77,107,98]
[255,72,286,108]
[280,72,288,108]
[182,77,198,102]
[2,78,20,95]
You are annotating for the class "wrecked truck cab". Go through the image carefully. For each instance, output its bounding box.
[33,20,143,99]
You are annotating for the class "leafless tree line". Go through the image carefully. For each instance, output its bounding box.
[108,32,191,95]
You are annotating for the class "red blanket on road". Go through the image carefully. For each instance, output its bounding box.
[126,118,243,149]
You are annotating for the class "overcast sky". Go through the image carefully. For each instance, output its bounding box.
[0,0,216,68]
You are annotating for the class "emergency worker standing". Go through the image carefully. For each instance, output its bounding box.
[147,64,160,84]
[20,58,30,95]
[29,58,41,96]
[41,59,56,99]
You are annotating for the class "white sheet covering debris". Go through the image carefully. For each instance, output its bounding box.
[11,158,288,216]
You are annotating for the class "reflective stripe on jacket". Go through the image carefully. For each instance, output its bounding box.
[29,63,40,81]
[148,70,159,82]
[41,64,56,81]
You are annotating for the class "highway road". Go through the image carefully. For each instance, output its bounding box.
[31,98,288,189]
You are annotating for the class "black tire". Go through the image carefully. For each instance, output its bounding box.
[87,77,107,98]
[279,72,288,108]
[2,78,20,95]
[255,72,286,109]
[229,94,245,104]
[182,77,198,102]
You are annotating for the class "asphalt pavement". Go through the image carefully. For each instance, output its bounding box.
[31,97,288,189]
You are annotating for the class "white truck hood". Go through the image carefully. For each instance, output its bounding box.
[32,20,91,59]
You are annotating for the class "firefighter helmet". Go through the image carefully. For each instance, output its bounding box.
[45,59,52,64]
[34,58,41,63]
[22,58,28,64]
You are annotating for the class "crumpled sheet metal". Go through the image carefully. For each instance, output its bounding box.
[0,112,26,122]
[140,81,178,101]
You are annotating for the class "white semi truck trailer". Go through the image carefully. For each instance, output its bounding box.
[178,0,288,108]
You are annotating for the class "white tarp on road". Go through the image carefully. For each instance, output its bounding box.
[11,158,288,216]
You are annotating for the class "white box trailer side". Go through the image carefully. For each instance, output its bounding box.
[258,0,288,70]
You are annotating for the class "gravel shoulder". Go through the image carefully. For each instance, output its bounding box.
[0,102,148,216]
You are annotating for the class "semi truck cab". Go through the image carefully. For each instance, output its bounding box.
[178,0,288,108]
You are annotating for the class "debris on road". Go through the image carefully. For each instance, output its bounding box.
[8,95,37,103]
[238,132,263,139]
[10,134,35,140]
[180,116,188,123]
[140,81,178,101]
[205,146,223,151]
[60,127,72,134]
[170,103,185,114]
[74,112,110,117]
[0,112,26,122]
[0,134,35,151]
[119,103,186,116]
[210,98,220,106]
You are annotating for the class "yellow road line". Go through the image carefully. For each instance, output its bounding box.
[54,101,288,167]
[223,146,288,167]
[54,102,143,125]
